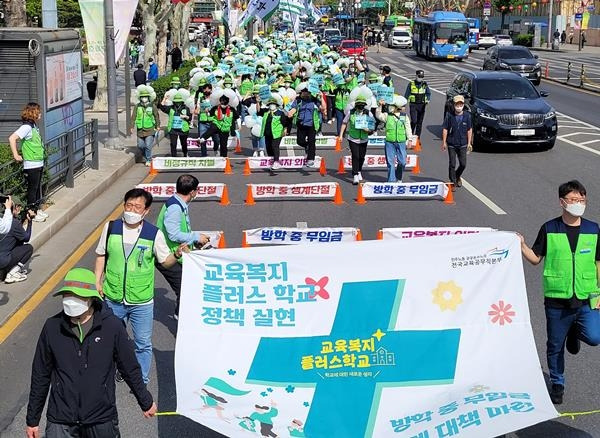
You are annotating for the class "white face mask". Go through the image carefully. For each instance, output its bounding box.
[123,211,144,225]
[563,202,586,217]
[63,296,90,317]
[141,97,149,104]
[269,104,277,111]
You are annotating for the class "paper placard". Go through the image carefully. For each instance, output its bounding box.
[259,84,272,101]
[361,182,448,200]
[343,154,418,169]
[137,183,225,200]
[151,156,227,170]
[308,79,320,95]
[377,86,394,104]
[247,156,323,170]
[248,182,337,199]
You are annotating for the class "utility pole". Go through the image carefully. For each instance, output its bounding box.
[104,0,119,148]
[41,0,58,28]
[546,0,553,49]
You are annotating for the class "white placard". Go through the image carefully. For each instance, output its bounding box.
[343,154,418,169]
[249,183,337,199]
[247,156,323,170]
[361,182,448,200]
[281,135,338,149]
[136,183,225,200]
[244,227,359,245]
[151,156,227,170]
[381,227,496,240]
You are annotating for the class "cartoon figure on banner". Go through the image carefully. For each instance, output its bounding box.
[193,377,251,422]
[240,401,279,437]
[194,388,229,421]
[287,418,306,437]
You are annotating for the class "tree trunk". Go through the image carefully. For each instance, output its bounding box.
[180,4,192,59]
[157,22,168,75]
[93,65,108,111]
[169,3,183,47]
[5,0,27,26]
[140,0,157,65]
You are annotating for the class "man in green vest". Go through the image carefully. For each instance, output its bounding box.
[257,97,288,170]
[520,180,600,405]
[199,95,239,157]
[338,95,374,185]
[156,174,209,319]
[376,95,413,182]
[94,188,186,383]
[160,92,191,157]
[130,88,160,166]
[403,70,431,139]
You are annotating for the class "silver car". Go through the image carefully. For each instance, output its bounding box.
[388,30,412,49]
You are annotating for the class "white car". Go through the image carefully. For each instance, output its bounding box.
[478,33,496,49]
[388,30,412,49]
[495,34,513,46]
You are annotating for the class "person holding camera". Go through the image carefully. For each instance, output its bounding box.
[0,196,14,234]
[0,196,33,284]
[8,103,48,223]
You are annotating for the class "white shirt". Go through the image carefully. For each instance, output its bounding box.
[0,208,12,234]
[15,124,44,170]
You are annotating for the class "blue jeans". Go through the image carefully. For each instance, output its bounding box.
[335,108,345,136]
[384,141,407,182]
[197,122,219,157]
[137,135,154,163]
[251,135,265,151]
[545,305,600,386]
[105,300,154,383]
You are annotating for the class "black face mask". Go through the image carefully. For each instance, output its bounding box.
[301,95,310,101]
[355,105,366,111]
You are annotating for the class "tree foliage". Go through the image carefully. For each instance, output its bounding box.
[25,0,83,27]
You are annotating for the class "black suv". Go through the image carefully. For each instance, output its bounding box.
[483,46,542,85]
[445,71,557,150]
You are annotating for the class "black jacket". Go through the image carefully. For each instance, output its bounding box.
[26,301,153,427]
[0,217,31,269]
[133,68,147,87]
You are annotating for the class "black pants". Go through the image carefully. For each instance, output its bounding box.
[410,103,427,137]
[326,95,335,121]
[201,125,229,157]
[448,146,467,183]
[0,244,33,276]
[265,135,282,161]
[169,132,188,157]
[348,140,368,176]
[156,261,183,316]
[297,124,317,161]
[45,419,120,438]
[24,167,44,211]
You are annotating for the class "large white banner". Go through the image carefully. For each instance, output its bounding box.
[136,183,224,200]
[176,233,558,438]
[151,156,228,171]
[282,135,338,149]
[79,0,139,65]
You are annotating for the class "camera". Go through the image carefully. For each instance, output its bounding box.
[0,194,9,204]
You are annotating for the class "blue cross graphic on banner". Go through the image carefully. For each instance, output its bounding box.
[247,279,461,437]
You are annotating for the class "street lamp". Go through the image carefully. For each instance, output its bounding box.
[353,0,361,39]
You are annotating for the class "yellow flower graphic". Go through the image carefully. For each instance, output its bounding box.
[432,281,463,311]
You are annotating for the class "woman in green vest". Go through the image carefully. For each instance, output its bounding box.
[8,103,47,222]
[376,95,413,183]
[160,92,191,157]
[257,96,288,170]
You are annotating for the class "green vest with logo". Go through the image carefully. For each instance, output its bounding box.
[135,105,156,130]
[543,218,599,300]
[167,107,190,133]
[335,86,350,110]
[212,107,234,132]
[198,99,210,122]
[348,112,369,140]
[21,124,44,161]
[293,102,321,132]
[156,196,190,264]
[260,112,284,138]
[385,113,407,142]
[409,81,428,104]
[240,79,254,96]
[103,220,158,304]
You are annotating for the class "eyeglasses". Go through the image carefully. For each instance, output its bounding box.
[562,197,586,204]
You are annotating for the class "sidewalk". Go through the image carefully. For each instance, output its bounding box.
[530,43,600,55]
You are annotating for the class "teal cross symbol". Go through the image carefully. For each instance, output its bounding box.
[247,279,461,437]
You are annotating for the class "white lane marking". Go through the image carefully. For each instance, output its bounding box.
[392,72,447,95]
[558,136,600,157]
[461,180,508,215]
[556,112,600,130]
[581,139,600,145]
[559,132,584,138]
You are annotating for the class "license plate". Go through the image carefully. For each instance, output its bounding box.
[521,73,529,77]
[447,55,455,59]
[511,129,535,136]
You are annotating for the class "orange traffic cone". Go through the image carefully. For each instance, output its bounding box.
[217,232,227,248]
[337,157,346,175]
[376,229,383,240]
[241,231,249,248]
[245,185,256,205]
[234,138,242,154]
[333,183,344,205]
[149,159,158,175]
[319,158,327,176]
[243,158,251,176]
[224,158,233,175]
[356,184,367,204]
[414,137,422,152]
[411,157,421,175]
[356,228,362,241]
[335,137,342,152]
[220,185,231,206]
[444,183,455,204]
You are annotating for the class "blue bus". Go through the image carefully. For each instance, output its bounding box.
[412,12,470,60]
[467,17,480,51]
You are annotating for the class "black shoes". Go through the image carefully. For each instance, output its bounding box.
[566,324,581,355]
[456,178,462,187]
[549,383,564,405]
[115,370,124,383]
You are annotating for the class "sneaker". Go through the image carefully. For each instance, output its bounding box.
[456,177,462,188]
[115,370,124,383]
[252,151,259,157]
[37,210,49,219]
[566,324,581,355]
[32,213,46,222]
[271,161,282,170]
[358,172,363,182]
[327,120,333,125]
[5,271,27,284]
[259,150,265,157]
[303,160,315,169]
[352,175,360,185]
[145,161,151,167]
[173,313,179,321]
[198,138,206,144]
[549,384,564,405]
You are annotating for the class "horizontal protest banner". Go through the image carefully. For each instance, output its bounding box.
[184,136,239,151]
[151,156,227,171]
[367,135,418,148]
[245,183,343,205]
[247,156,323,170]
[281,135,338,149]
[243,227,360,246]
[343,154,418,169]
[380,227,496,240]
[137,183,227,202]
[176,233,558,438]
[361,182,448,200]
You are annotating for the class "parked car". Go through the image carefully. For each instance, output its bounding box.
[482,46,542,85]
[327,35,344,51]
[495,34,513,46]
[445,71,557,150]
[339,39,367,59]
[478,32,496,49]
[388,30,412,49]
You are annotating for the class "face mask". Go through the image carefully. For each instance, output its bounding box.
[563,201,586,217]
[220,103,228,108]
[123,211,144,225]
[141,97,149,104]
[63,296,90,317]
[415,78,423,83]
[269,104,277,111]
[284,83,290,88]
[225,84,232,88]
[149,61,154,65]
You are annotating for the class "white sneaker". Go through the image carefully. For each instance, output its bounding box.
[304,160,315,168]
[145,161,151,167]
[252,151,259,157]
[327,120,333,125]
[37,210,49,219]
[358,172,363,182]
[271,161,282,170]
[353,175,360,185]
[259,150,265,157]
[32,213,46,222]
[5,271,27,284]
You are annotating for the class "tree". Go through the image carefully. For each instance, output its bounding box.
[4,0,28,26]
[138,0,174,76]
[494,0,517,30]
[25,0,83,27]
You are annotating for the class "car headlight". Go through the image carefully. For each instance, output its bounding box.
[535,63,541,69]
[499,62,509,68]
[476,108,498,120]
[544,110,556,119]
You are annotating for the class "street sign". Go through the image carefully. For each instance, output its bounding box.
[575,12,583,20]
[404,2,415,8]
[484,1,491,7]
[483,7,491,15]
[362,0,385,6]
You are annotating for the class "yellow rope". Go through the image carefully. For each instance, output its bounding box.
[155,411,179,416]
[560,409,600,420]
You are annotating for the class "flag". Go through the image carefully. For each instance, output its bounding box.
[309,2,323,23]
[238,0,279,28]
[278,0,304,15]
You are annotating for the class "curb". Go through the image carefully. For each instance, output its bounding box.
[541,76,600,94]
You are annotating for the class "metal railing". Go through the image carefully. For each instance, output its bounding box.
[0,119,99,200]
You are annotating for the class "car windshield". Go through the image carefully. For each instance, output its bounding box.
[325,30,340,36]
[499,48,532,59]
[435,22,468,44]
[393,31,410,37]
[476,78,539,99]
[496,35,510,40]
[342,41,362,48]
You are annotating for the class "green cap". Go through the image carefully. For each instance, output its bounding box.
[53,268,102,300]
[223,76,233,85]
[355,95,367,104]
[266,97,279,105]
[173,92,184,102]
[368,73,379,81]
[171,76,181,84]
[139,89,150,97]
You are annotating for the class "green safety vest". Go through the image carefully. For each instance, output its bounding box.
[260,112,284,138]
[335,86,350,110]
[409,81,429,104]
[103,220,158,305]
[167,107,190,133]
[239,79,254,96]
[348,112,369,140]
[135,105,156,130]
[198,98,210,122]
[21,124,44,161]
[293,102,321,132]
[543,218,599,300]
[385,113,407,142]
[156,196,190,264]
[212,107,234,132]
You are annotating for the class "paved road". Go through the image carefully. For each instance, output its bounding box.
[1,45,600,438]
